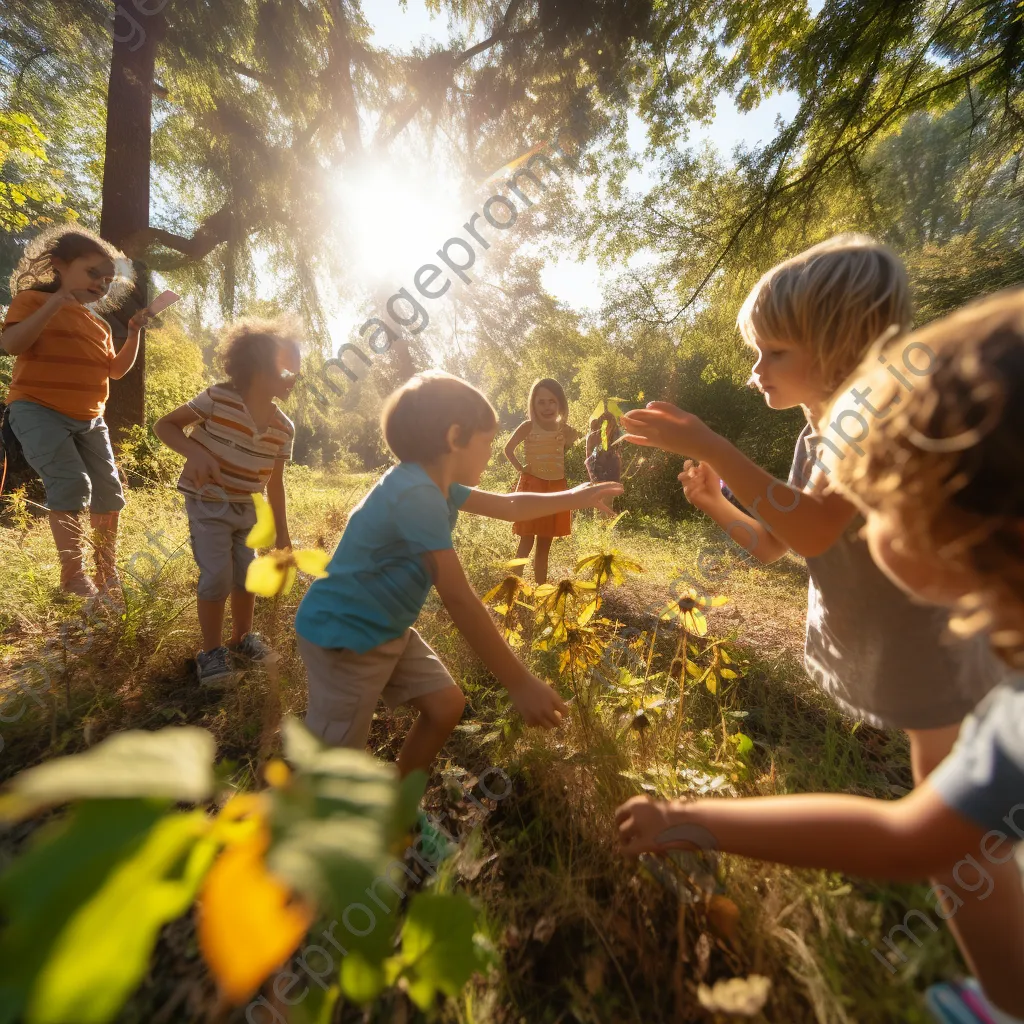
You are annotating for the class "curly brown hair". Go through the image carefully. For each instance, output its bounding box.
[219,317,302,392]
[829,288,1024,666]
[9,224,134,312]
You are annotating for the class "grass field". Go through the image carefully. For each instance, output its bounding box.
[0,464,967,1023]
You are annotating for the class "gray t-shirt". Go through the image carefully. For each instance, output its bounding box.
[930,674,1024,833]
[788,425,1004,729]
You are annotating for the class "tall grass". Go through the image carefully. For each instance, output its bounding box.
[0,467,963,1022]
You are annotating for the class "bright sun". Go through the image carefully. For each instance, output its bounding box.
[334,162,467,284]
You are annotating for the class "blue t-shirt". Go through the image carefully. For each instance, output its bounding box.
[295,462,472,653]
[929,673,1024,834]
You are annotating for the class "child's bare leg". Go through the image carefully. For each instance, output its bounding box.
[196,598,227,653]
[515,535,534,561]
[229,585,256,645]
[908,726,1024,1018]
[535,536,553,585]
[395,688,466,778]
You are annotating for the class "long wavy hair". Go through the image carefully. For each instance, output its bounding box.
[9,224,135,313]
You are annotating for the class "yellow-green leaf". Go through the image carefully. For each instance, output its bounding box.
[293,549,329,578]
[245,556,286,597]
[246,493,276,549]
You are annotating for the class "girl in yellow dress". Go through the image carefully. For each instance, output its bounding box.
[503,377,581,584]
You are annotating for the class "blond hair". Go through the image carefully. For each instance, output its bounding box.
[738,234,912,397]
[382,370,497,463]
[828,287,1024,666]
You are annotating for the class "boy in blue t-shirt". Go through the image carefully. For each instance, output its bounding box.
[295,370,622,778]
[615,290,1024,1023]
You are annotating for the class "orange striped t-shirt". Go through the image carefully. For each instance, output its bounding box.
[178,384,295,502]
[4,289,116,420]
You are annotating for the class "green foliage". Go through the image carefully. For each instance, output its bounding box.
[0,721,485,1022]
[144,320,210,424]
[0,727,215,821]
[388,892,489,1010]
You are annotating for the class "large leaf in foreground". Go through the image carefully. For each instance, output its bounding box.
[0,728,215,821]
[27,811,214,1024]
[268,720,413,959]
[387,893,485,1010]
[0,800,166,1024]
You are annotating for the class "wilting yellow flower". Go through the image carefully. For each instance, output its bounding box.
[198,816,314,1003]
[658,587,728,636]
[246,548,329,597]
[245,492,278,548]
[244,492,330,597]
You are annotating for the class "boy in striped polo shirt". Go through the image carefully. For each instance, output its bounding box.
[155,318,300,686]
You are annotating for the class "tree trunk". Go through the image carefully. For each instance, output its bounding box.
[100,6,163,440]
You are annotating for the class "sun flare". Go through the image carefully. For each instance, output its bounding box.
[334,162,467,283]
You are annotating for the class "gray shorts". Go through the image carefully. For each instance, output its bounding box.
[185,496,257,601]
[297,629,458,749]
[7,400,124,513]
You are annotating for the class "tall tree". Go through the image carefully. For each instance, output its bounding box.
[100,4,165,436]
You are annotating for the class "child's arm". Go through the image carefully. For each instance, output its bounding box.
[153,403,224,490]
[429,548,568,728]
[461,481,623,521]
[616,781,988,882]
[1,291,78,355]
[266,458,290,549]
[678,461,788,563]
[621,402,856,558]
[109,307,155,380]
[503,421,531,474]
[564,424,582,445]
[585,431,597,460]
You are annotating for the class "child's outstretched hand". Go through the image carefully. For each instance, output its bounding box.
[620,402,713,458]
[678,459,723,513]
[508,672,569,729]
[569,480,623,515]
[616,795,706,857]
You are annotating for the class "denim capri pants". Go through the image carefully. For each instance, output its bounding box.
[7,399,125,513]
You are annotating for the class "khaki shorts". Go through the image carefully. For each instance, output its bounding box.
[184,496,258,602]
[297,628,458,749]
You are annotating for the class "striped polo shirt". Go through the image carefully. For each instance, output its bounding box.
[4,289,116,420]
[178,384,294,502]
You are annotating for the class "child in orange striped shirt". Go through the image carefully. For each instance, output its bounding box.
[154,318,301,687]
[1,225,151,598]
[504,377,581,584]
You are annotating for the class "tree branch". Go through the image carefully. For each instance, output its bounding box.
[372,0,535,151]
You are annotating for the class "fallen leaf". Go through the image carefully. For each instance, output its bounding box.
[531,916,557,943]
[584,952,606,994]
[697,974,771,1016]
[694,932,711,981]
[707,894,740,944]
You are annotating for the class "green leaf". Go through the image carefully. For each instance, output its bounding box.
[390,893,482,1010]
[339,953,386,1005]
[0,800,168,1023]
[0,728,215,821]
[27,812,214,1024]
[732,733,754,758]
[271,719,406,961]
